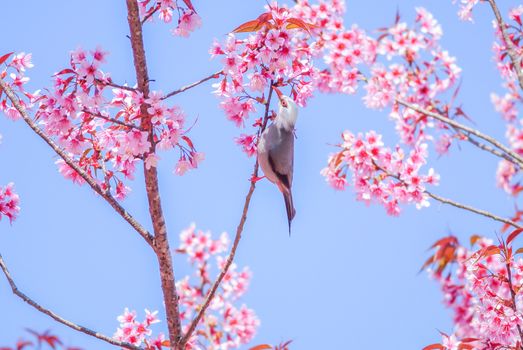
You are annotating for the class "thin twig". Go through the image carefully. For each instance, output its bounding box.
[126,0,182,347]
[374,162,522,229]
[96,79,137,92]
[162,71,223,100]
[487,0,523,91]
[82,108,142,130]
[180,83,276,347]
[0,254,142,350]
[396,98,523,167]
[141,6,159,24]
[0,79,154,246]
[427,191,522,229]
[452,127,521,169]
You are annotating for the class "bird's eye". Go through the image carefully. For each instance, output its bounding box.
[282,101,288,108]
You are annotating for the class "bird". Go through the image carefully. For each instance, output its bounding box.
[257,87,298,234]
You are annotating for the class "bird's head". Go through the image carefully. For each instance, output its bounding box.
[273,87,298,131]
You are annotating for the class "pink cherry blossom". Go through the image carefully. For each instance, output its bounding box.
[322,131,438,215]
[0,183,20,224]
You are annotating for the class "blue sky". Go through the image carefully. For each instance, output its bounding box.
[0,0,520,348]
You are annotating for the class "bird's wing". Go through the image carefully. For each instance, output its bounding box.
[267,128,294,189]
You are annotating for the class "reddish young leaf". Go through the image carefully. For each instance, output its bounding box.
[507,228,523,246]
[0,52,14,66]
[53,68,76,76]
[469,234,482,247]
[232,13,273,33]
[181,135,195,150]
[16,340,33,350]
[285,18,315,35]
[516,247,523,255]
[422,344,445,350]
[249,345,273,350]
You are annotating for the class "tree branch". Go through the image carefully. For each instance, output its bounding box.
[125,0,182,347]
[179,84,276,347]
[96,79,137,92]
[162,71,222,100]
[374,162,522,229]
[448,126,521,169]
[0,254,142,350]
[426,191,522,229]
[82,108,143,130]
[487,0,523,91]
[396,98,523,167]
[0,79,154,246]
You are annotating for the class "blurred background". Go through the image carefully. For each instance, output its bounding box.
[0,0,519,348]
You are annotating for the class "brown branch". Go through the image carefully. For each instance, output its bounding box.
[96,79,137,92]
[0,79,154,246]
[0,254,142,350]
[459,132,520,169]
[82,108,142,130]
[180,83,276,347]
[126,0,182,347]
[162,71,223,100]
[427,191,522,229]
[396,98,523,167]
[487,0,523,91]
[374,162,522,229]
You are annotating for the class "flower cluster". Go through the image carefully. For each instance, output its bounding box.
[423,233,523,349]
[114,308,167,348]
[0,182,19,224]
[452,0,481,22]
[321,131,439,215]
[0,51,38,120]
[114,225,258,350]
[176,223,258,349]
[138,0,201,37]
[211,2,321,156]
[5,48,201,200]
[489,7,523,195]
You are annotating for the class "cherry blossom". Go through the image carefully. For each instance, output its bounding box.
[175,223,258,349]
[322,131,438,215]
[114,308,165,347]
[138,0,201,38]
[0,183,19,223]
[1,48,202,201]
[452,0,481,22]
[114,224,258,349]
[489,9,523,197]
[424,234,523,349]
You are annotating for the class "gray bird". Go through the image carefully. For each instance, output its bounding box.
[257,87,298,233]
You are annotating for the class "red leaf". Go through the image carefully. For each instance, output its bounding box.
[0,52,14,66]
[422,344,444,350]
[249,345,273,350]
[181,135,194,150]
[285,18,315,34]
[16,340,33,350]
[53,68,76,76]
[232,13,273,33]
[507,228,523,245]
[181,0,196,12]
[469,234,482,247]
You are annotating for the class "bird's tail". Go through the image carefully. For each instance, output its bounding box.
[282,190,296,235]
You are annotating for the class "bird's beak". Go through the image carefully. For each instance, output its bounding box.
[273,86,284,102]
